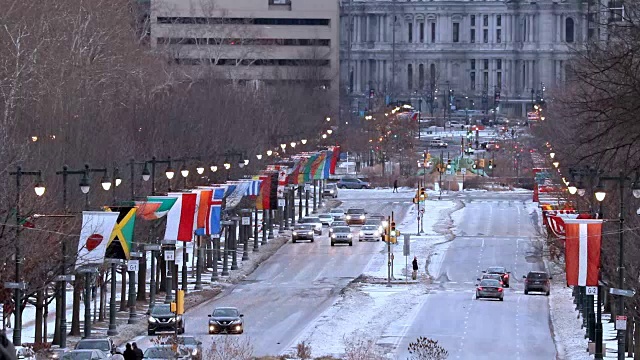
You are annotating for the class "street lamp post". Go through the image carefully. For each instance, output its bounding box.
[8,166,45,346]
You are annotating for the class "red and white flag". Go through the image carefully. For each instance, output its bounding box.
[164,192,197,242]
[564,219,603,286]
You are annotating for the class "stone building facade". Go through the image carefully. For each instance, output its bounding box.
[340,0,594,116]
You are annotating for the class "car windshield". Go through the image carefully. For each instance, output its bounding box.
[76,340,110,352]
[144,347,178,358]
[300,217,320,223]
[151,304,173,316]
[483,274,501,280]
[332,227,351,233]
[330,209,344,214]
[487,267,506,273]
[362,226,378,231]
[295,225,314,230]
[527,272,549,280]
[318,215,332,219]
[212,308,239,317]
[179,337,198,346]
[326,184,337,189]
[62,352,94,360]
[346,209,365,214]
[332,222,347,227]
[365,220,380,225]
[480,279,501,287]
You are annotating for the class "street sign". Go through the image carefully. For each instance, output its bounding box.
[616,316,627,330]
[278,199,286,207]
[129,251,143,258]
[211,233,220,238]
[445,170,452,175]
[160,239,177,245]
[585,286,598,295]
[460,168,467,175]
[242,217,251,225]
[4,282,27,290]
[164,250,175,261]
[127,260,139,272]
[54,275,75,282]
[403,234,410,256]
[609,288,636,297]
[144,244,162,251]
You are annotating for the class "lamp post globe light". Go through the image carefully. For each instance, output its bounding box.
[80,173,91,194]
[210,165,218,172]
[568,185,578,195]
[595,183,606,202]
[290,142,296,148]
[280,143,287,151]
[301,139,308,145]
[244,159,250,166]
[322,134,327,139]
[165,165,175,180]
[256,154,263,160]
[180,165,189,178]
[196,164,205,175]
[224,160,231,170]
[327,129,333,135]
[142,163,151,182]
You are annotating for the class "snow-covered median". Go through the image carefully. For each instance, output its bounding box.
[549,281,591,360]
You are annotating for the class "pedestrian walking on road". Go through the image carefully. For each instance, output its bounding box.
[132,343,143,360]
[393,179,399,193]
[123,343,136,360]
[412,256,419,280]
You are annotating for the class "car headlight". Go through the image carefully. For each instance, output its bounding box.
[378,226,383,232]
[329,228,334,233]
[374,231,380,236]
[347,234,352,238]
[382,221,388,227]
[359,231,364,236]
[192,349,198,356]
[308,231,314,235]
[359,215,365,219]
[148,316,157,323]
[331,234,336,239]
[346,215,351,220]
[293,231,298,235]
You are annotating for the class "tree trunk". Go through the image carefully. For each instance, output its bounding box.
[34,290,43,344]
[159,256,166,293]
[119,267,127,311]
[137,253,147,301]
[43,300,48,344]
[99,272,107,322]
[69,277,82,336]
[52,284,61,345]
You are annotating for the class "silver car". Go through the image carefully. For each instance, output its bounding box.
[329,221,347,234]
[331,226,353,246]
[475,279,504,301]
[359,225,381,242]
[318,214,334,226]
[298,217,323,235]
[323,183,339,198]
[329,208,345,221]
[61,350,109,360]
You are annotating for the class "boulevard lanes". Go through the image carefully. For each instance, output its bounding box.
[132,190,413,357]
[394,193,556,359]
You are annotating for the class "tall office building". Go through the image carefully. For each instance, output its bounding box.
[340,0,603,116]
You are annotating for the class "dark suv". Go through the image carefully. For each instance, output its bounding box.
[523,271,552,296]
[148,303,185,335]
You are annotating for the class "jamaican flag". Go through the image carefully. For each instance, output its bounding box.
[104,206,137,260]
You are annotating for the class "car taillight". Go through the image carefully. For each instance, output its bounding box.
[477,287,483,291]
[504,274,509,278]
[498,288,503,292]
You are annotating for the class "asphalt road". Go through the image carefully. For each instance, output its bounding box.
[131,192,411,357]
[393,193,556,360]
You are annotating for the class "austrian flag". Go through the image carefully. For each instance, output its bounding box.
[564,219,603,286]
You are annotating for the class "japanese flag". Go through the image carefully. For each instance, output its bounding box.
[564,219,603,286]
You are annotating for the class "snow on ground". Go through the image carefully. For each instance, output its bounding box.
[549,281,592,360]
[289,197,462,359]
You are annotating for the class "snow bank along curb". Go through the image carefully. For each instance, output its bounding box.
[425,199,465,280]
[549,281,591,360]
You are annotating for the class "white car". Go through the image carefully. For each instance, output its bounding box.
[318,214,334,226]
[359,225,382,242]
[298,217,323,235]
[329,209,345,221]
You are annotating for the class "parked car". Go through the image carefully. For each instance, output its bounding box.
[292,224,315,243]
[208,307,244,334]
[428,138,447,148]
[318,214,334,226]
[475,279,504,301]
[298,216,323,235]
[329,221,348,233]
[143,346,191,360]
[74,338,116,355]
[523,271,551,295]
[61,350,109,360]
[483,266,511,287]
[359,225,381,241]
[336,177,371,189]
[329,208,345,220]
[323,183,339,198]
[148,303,185,335]
[330,226,353,246]
[177,336,203,360]
[345,208,367,225]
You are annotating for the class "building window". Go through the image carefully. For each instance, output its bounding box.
[419,64,425,89]
[483,59,489,70]
[497,72,502,89]
[471,15,476,27]
[349,69,354,93]
[609,0,624,22]
[497,29,502,43]
[420,22,425,43]
[470,29,476,43]
[471,59,476,70]
[483,29,488,43]
[497,59,502,70]
[431,22,436,42]
[430,63,436,86]
[483,71,489,90]
[483,15,489,27]
[408,64,413,90]
[470,72,476,90]
[408,23,413,43]
[565,18,575,43]
[497,15,502,27]
[453,22,460,43]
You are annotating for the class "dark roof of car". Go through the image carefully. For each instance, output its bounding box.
[332,227,351,233]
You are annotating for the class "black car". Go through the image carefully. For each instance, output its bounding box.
[148,304,185,335]
[292,224,315,243]
[483,266,510,287]
[208,307,244,334]
[523,271,552,295]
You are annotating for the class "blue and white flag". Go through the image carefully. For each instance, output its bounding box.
[245,180,262,196]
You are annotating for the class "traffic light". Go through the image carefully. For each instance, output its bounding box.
[472,161,478,169]
[480,159,486,168]
[489,160,493,169]
[170,302,177,313]
[419,188,426,201]
[390,221,397,243]
[177,290,185,315]
[446,159,452,169]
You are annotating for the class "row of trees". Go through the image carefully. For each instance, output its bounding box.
[533,0,640,356]
[0,0,336,345]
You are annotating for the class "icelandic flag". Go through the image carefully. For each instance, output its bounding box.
[164,192,197,242]
[208,187,225,235]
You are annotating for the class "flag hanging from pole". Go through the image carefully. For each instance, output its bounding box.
[145,196,178,220]
[76,211,120,269]
[564,219,603,286]
[164,192,197,241]
[105,206,137,260]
